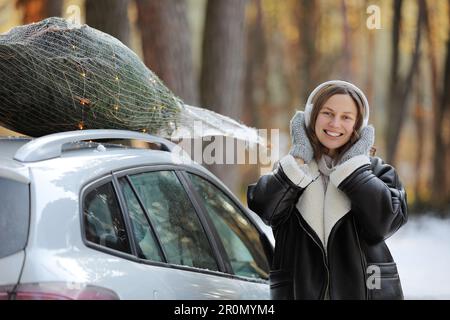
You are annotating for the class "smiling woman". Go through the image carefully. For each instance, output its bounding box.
[247,80,408,300]
[303,82,370,162]
[314,95,358,154]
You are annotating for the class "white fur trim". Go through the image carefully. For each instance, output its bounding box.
[279,154,313,188]
[296,177,325,245]
[296,176,351,249]
[304,159,320,180]
[295,159,352,249]
[330,155,371,187]
[323,182,351,248]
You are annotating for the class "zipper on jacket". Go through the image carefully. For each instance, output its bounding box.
[352,217,369,299]
[295,214,330,300]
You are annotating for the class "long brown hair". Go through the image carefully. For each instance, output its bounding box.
[306,84,374,162]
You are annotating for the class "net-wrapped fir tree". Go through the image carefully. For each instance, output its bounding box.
[0,17,183,137]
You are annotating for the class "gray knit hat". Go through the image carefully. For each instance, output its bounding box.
[304,80,370,133]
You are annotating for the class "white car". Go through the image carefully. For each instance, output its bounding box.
[0,130,273,300]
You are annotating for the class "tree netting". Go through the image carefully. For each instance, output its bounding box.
[0,17,185,137]
[0,17,261,145]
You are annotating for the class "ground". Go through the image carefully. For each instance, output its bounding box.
[387,215,450,299]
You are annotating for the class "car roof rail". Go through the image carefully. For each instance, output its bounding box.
[13,129,179,162]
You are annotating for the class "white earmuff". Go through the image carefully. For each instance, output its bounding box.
[303,80,370,133]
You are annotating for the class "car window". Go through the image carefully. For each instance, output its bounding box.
[119,178,163,262]
[128,170,218,271]
[0,177,29,258]
[83,182,131,254]
[187,173,270,280]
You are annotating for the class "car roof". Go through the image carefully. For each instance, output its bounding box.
[0,137,31,159]
[0,130,209,184]
[0,131,276,251]
[0,137,32,183]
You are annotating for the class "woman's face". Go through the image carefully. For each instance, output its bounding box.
[314,94,358,156]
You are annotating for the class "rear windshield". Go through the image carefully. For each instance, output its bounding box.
[0,177,29,258]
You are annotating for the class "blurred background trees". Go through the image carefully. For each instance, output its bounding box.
[85,0,130,47]
[200,0,247,193]
[15,0,62,23]
[0,0,449,215]
[135,0,198,105]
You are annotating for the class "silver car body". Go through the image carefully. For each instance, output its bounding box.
[0,130,273,299]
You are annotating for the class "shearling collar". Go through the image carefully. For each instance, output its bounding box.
[279,154,372,250]
[295,159,350,249]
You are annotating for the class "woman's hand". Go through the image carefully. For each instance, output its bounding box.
[289,111,314,163]
[338,125,375,164]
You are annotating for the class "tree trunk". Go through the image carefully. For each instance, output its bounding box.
[241,0,268,195]
[297,0,321,100]
[136,0,198,105]
[385,0,402,164]
[201,0,247,119]
[423,0,447,209]
[413,67,425,208]
[365,0,376,124]
[386,0,423,165]
[244,0,267,129]
[340,0,352,81]
[200,0,247,194]
[413,104,426,207]
[16,0,62,23]
[440,0,450,208]
[85,0,130,47]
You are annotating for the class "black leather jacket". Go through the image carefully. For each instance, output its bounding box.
[247,156,408,300]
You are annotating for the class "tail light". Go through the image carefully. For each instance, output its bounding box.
[0,288,10,300]
[0,282,119,300]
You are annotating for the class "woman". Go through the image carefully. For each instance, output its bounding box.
[247,80,408,300]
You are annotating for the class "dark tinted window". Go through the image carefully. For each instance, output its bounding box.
[83,182,131,254]
[128,171,218,271]
[0,178,29,258]
[188,173,269,279]
[119,178,163,262]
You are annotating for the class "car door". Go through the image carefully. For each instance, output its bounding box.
[112,166,250,299]
[181,171,271,299]
[0,177,29,292]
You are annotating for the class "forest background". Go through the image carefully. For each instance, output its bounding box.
[1,0,449,216]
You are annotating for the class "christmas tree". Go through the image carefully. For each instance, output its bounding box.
[0,17,183,137]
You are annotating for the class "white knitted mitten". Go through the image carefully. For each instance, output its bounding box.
[338,125,375,164]
[289,111,314,163]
